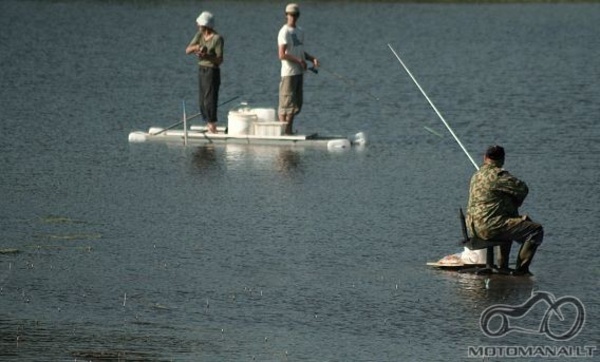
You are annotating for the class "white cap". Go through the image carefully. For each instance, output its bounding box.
[285,3,300,14]
[196,11,215,29]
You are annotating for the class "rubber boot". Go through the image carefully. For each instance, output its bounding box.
[516,241,538,275]
[497,243,512,272]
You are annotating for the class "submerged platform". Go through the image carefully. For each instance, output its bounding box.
[427,254,529,276]
[426,254,484,271]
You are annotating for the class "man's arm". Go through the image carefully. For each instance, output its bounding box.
[304,52,319,68]
[497,171,529,208]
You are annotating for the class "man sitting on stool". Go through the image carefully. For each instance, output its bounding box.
[466,145,544,275]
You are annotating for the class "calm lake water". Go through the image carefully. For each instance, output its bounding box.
[1,1,599,361]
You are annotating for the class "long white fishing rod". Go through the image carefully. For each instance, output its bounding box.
[387,44,479,170]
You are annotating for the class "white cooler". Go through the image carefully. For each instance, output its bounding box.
[254,122,285,136]
[227,109,257,135]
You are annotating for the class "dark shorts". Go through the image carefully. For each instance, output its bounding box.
[278,74,303,116]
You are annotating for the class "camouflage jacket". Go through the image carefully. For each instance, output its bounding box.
[466,161,528,239]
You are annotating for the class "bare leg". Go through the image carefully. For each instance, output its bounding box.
[285,115,294,135]
[279,114,294,135]
[207,122,217,133]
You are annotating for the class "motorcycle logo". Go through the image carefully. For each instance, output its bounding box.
[480,291,586,341]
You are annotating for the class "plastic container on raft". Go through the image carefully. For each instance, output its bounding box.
[460,247,487,264]
[252,108,277,123]
[255,122,285,136]
[227,109,257,136]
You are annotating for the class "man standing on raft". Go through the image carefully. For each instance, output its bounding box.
[277,3,319,135]
[186,11,224,134]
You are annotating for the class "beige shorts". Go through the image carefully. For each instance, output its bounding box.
[278,75,303,116]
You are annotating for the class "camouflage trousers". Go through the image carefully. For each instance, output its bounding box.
[492,217,544,270]
[495,217,544,246]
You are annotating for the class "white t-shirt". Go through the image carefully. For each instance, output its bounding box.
[278,24,305,77]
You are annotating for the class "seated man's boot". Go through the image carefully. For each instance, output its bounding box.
[497,242,512,272]
[515,241,538,275]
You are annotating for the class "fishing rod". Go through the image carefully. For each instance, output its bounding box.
[317,65,380,101]
[151,95,240,136]
[304,58,379,100]
[387,44,479,170]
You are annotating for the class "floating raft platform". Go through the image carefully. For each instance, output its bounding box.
[129,126,365,149]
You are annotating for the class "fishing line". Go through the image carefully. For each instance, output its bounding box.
[317,65,380,102]
[423,125,443,138]
[387,44,479,170]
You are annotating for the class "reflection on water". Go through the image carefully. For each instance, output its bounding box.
[462,274,534,300]
[275,148,303,177]
[439,272,587,347]
[435,270,536,307]
[191,143,304,177]
[191,144,219,172]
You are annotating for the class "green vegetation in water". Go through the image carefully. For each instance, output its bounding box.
[222,0,598,3]
[35,233,102,241]
[396,0,589,3]
[152,303,172,310]
[0,248,20,254]
[376,0,593,3]
[71,350,157,360]
[73,0,599,4]
[27,244,93,252]
[40,215,86,224]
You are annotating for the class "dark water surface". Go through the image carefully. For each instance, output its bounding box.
[1,1,599,361]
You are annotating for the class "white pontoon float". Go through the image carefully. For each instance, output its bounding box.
[128,104,367,150]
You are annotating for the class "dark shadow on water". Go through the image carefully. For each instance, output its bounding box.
[275,148,303,177]
[190,144,221,175]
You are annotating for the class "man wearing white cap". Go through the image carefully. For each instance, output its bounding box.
[186,11,224,134]
[278,3,319,135]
